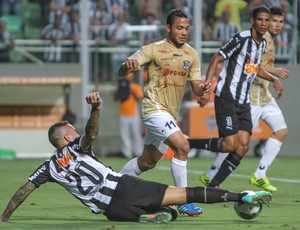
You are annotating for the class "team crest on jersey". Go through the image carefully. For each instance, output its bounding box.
[182,60,190,70]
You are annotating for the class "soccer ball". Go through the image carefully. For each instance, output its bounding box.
[234,201,262,220]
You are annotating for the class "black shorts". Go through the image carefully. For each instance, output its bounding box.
[103,175,168,222]
[214,96,252,137]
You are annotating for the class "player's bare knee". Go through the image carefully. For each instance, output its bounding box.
[173,143,190,159]
[222,140,238,152]
[143,160,157,170]
[273,128,288,141]
[237,144,249,155]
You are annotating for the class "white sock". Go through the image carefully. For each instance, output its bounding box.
[119,157,142,176]
[171,158,187,187]
[255,138,282,178]
[206,152,229,178]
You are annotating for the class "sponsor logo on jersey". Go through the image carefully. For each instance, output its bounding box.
[57,150,73,168]
[183,50,191,55]
[163,79,184,88]
[162,69,186,77]
[158,49,171,54]
[29,165,46,181]
[132,49,142,57]
[161,57,174,61]
[244,62,259,75]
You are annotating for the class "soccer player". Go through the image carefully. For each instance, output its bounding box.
[117,9,212,216]
[199,7,290,192]
[188,6,283,188]
[0,92,272,224]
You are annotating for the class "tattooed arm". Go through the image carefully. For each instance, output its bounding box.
[81,92,101,151]
[0,181,36,222]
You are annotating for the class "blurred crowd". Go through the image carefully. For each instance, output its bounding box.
[0,0,297,64]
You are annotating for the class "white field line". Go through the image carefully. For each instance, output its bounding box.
[156,166,300,184]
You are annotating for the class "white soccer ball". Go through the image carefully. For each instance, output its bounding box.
[234,191,262,220]
[234,201,262,220]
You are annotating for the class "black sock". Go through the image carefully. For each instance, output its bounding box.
[208,152,242,187]
[188,138,223,152]
[186,187,243,203]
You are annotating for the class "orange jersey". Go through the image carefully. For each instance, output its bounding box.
[120,82,143,116]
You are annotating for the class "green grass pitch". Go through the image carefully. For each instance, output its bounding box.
[0,156,299,230]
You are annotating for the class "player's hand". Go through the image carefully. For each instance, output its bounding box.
[200,81,212,96]
[273,79,283,100]
[86,91,101,110]
[197,95,210,108]
[125,59,140,71]
[275,67,290,79]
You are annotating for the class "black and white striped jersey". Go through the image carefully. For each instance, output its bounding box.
[215,29,267,105]
[28,136,122,214]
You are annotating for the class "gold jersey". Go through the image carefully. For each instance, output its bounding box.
[128,39,201,119]
[250,31,274,106]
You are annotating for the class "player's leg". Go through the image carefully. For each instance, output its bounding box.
[188,137,223,152]
[250,99,288,192]
[119,113,165,176]
[200,152,228,186]
[151,113,202,216]
[165,130,190,188]
[162,186,272,206]
[119,145,161,176]
[208,101,253,187]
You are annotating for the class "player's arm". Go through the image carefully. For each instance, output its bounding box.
[81,92,101,151]
[118,59,141,76]
[190,80,212,97]
[0,181,36,222]
[198,53,224,107]
[258,65,283,99]
[261,65,290,79]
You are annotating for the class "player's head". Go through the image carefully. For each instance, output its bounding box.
[48,120,79,149]
[166,9,190,48]
[251,5,271,37]
[268,7,285,37]
[252,5,271,19]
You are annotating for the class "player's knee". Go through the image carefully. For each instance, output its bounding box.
[173,142,190,159]
[274,128,288,140]
[222,139,238,152]
[139,159,157,171]
[236,143,249,155]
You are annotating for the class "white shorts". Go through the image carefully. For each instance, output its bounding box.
[142,112,181,154]
[251,98,287,132]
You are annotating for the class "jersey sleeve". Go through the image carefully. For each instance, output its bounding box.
[218,33,241,60]
[188,49,201,81]
[128,44,153,67]
[28,161,53,188]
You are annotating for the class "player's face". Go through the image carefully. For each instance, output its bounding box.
[268,15,284,36]
[251,12,270,37]
[66,124,79,141]
[166,17,190,48]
